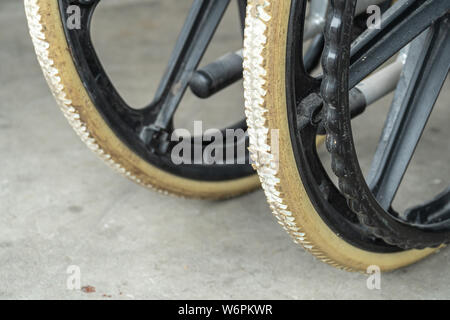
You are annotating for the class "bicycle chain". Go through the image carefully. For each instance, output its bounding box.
[320,0,448,249]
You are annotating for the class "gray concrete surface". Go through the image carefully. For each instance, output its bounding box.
[1,0,449,300]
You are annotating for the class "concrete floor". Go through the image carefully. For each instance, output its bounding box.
[1,0,449,299]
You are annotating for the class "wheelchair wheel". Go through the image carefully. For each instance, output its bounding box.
[25,0,260,199]
[244,0,449,271]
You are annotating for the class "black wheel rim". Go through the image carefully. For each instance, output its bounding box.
[59,0,255,182]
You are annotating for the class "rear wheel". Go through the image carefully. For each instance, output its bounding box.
[25,0,260,199]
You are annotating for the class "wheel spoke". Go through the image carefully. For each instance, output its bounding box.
[367,17,450,210]
[349,0,450,88]
[303,0,328,41]
[140,0,231,146]
[237,0,247,37]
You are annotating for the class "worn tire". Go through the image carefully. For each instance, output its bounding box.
[243,0,437,271]
[25,0,260,199]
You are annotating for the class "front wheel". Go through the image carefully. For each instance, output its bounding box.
[243,0,441,271]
